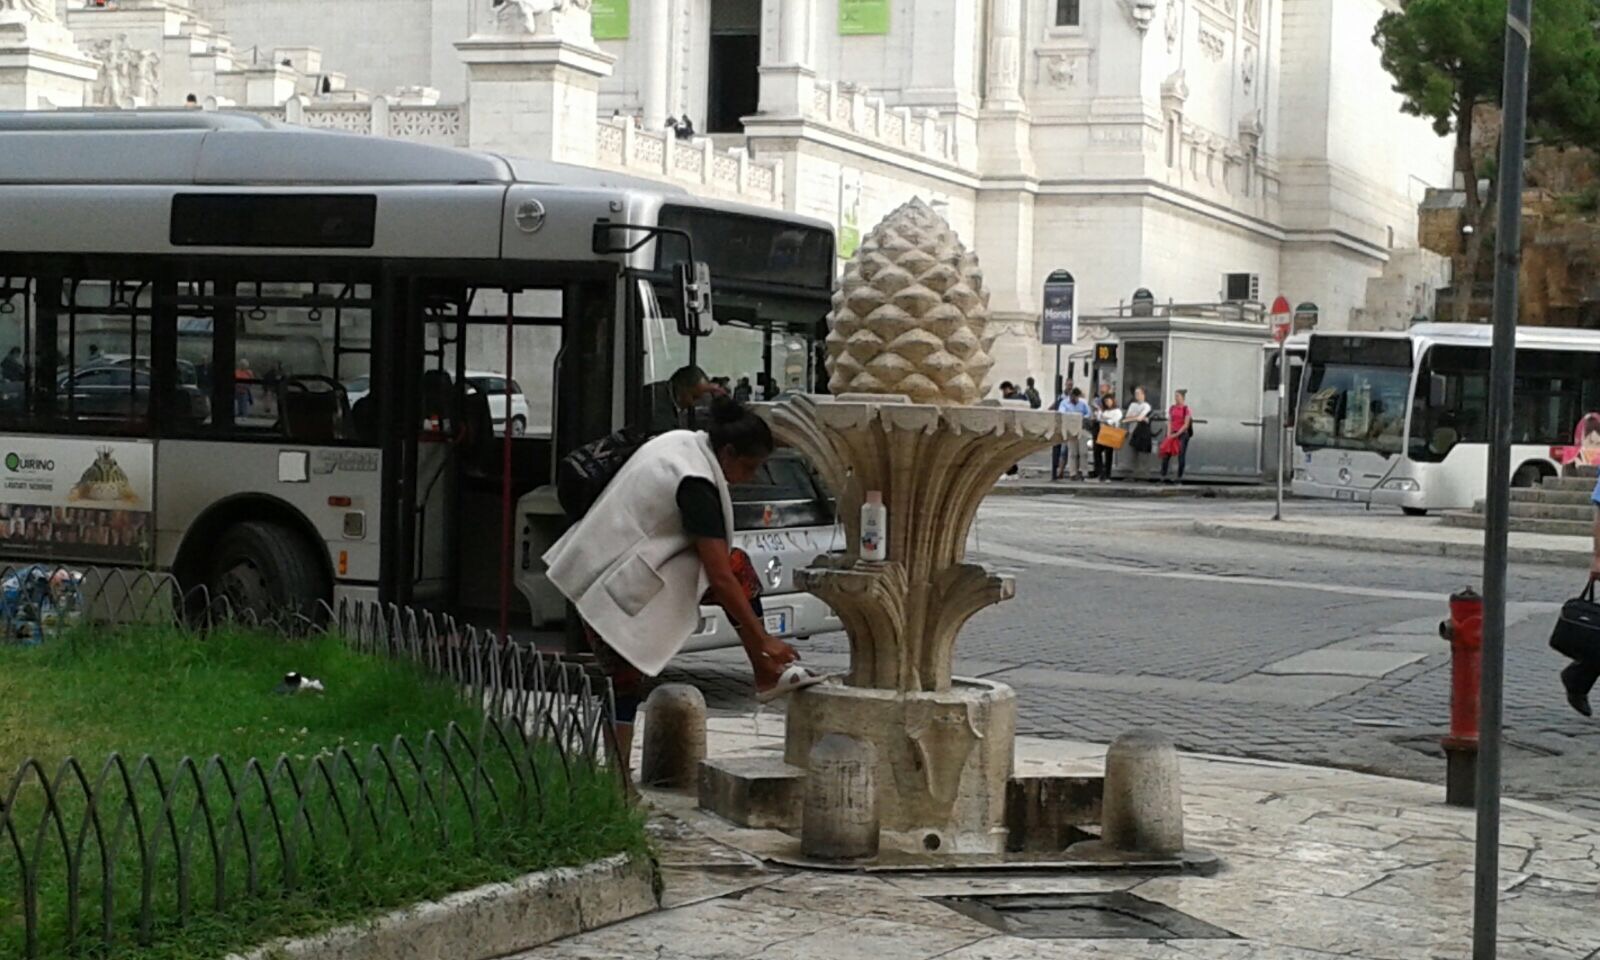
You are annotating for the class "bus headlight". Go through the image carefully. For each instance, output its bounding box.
[1293,469,1309,481]
[1382,478,1421,492]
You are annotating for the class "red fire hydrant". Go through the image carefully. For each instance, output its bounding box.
[1438,587,1482,807]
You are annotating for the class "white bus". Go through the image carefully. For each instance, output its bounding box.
[1293,323,1600,514]
[0,110,842,645]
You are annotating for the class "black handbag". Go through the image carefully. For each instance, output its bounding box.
[1550,578,1600,662]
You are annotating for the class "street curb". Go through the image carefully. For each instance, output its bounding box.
[992,482,1280,500]
[226,853,658,960]
[1190,519,1589,568]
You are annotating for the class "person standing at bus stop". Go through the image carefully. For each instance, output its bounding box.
[1558,472,1600,716]
[1160,389,1193,483]
[545,398,822,770]
[1055,387,1092,481]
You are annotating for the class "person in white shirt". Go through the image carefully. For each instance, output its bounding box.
[1055,387,1094,480]
[1092,394,1123,482]
[1123,386,1154,480]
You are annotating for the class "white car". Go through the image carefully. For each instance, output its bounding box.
[465,371,532,436]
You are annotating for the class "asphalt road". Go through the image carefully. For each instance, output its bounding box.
[660,494,1600,820]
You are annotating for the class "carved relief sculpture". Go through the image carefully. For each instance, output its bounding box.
[1165,0,1182,53]
[1121,0,1157,33]
[1044,53,1078,88]
[86,34,149,107]
[0,0,58,24]
[491,0,591,35]
[135,49,161,103]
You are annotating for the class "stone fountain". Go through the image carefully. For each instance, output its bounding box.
[697,199,1083,858]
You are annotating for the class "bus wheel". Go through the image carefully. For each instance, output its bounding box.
[209,521,329,624]
[1402,507,1429,517]
[1511,463,1546,488]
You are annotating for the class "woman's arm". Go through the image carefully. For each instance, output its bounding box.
[696,538,798,667]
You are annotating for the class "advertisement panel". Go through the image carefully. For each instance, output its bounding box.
[838,167,863,258]
[1041,271,1076,346]
[0,437,154,565]
[592,0,630,40]
[839,0,890,35]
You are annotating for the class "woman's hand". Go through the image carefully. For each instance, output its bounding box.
[751,631,799,667]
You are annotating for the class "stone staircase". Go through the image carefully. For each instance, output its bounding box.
[1444,464,1598,537]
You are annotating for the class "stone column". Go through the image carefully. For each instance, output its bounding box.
[0,15,97,111]
[457,12,615,166]
[976,0,1031,176]
[757,0,813,118]
[642,0,672,130]
[983,0,1022,111]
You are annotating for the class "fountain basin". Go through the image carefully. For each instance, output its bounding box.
[783,677,1016,856]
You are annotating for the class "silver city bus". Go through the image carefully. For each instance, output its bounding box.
[1293,323,1600,513]
[0,111,842,645]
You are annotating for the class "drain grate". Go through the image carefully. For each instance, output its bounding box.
[932,892,1235,940]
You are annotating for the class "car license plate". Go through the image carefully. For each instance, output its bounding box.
[763,609,791,636]
[1335,489,1356,501]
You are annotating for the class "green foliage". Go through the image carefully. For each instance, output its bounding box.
[0,625,645,960]
[1374,0,1600,148]
[1561,183,1600,215]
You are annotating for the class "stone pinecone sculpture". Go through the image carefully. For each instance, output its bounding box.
[826,198,995,405]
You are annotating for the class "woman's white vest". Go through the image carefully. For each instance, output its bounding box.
[543,430,735,677]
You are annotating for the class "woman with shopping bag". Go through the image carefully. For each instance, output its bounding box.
[1093,393,1125,482]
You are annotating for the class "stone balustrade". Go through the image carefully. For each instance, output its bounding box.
[230,97,466,147]
[806,81,958,167]
[594,118,783,205]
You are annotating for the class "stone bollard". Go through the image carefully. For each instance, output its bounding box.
[801,734,879,860]
[1095,729,1185,857]
[639,684,706,791]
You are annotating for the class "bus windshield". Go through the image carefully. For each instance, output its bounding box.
[1298,337,1413,456]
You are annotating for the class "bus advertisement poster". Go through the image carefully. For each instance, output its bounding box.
[0,438,153,565]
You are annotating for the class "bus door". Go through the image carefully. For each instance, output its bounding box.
[388,272,614,634]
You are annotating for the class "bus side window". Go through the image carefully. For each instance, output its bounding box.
[0,277,37,430]
[0,276,157,436]
[175,278,377,445]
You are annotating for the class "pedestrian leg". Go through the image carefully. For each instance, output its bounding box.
[1562,656,1600,716]
[1178,436,1190,480]
[1052,444,1064,480]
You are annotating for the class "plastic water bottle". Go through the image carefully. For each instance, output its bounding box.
[860,490,887,562]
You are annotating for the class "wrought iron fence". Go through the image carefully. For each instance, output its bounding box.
[0,565,621,959]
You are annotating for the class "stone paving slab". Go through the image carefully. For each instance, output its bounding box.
[1193,515,1590,567]
[1259,648,1426,678]
[510,719,1600,960]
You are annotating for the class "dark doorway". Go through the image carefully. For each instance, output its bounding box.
[707,0,760,133]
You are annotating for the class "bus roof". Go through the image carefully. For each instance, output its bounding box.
[1313,322,1600,351]
[0,110,703,192]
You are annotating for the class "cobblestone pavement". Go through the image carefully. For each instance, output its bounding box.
[658,494,1600,819]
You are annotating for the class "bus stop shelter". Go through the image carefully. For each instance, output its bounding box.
[1084,302,1272,482]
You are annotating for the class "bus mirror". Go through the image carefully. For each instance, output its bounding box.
[1428,372,1448,409]
[676,261,715,337]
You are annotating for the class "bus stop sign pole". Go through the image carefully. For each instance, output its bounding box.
[1475,2,1531,956]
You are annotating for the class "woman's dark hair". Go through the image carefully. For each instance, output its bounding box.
[1101,394,1117,408]
[706,396,774,458]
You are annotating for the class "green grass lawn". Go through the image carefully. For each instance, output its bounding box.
[0,624,645,960]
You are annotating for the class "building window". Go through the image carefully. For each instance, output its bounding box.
[1056,0,1081,27]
